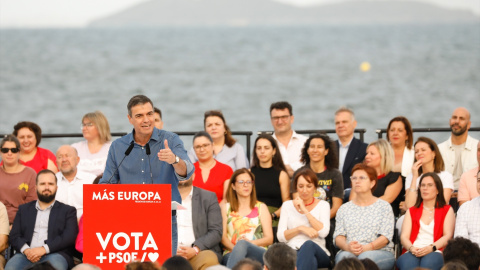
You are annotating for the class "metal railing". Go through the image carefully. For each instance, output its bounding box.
[258,129,367,142]
[376,127,480,139]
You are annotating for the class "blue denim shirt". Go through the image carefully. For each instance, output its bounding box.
[99,128,194,204]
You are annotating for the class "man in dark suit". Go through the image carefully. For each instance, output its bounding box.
[334,107,368,194]
[6,169,78,270]
[176,173,223,270]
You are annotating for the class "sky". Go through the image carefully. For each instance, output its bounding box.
[0,0,479,28]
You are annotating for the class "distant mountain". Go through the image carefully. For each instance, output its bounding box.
[88,0,479,27]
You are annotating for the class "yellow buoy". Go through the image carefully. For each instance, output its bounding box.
[360,61,371,72]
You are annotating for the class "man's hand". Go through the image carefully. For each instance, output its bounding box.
[158,140,176,164]
[24,247,46,263]
[348,241,363,256]
[177,246,196,260]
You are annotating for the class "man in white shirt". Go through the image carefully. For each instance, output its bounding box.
[455,170,480,246]
[334,107,367,192]
[176,174,222,270]
[439,107,479,191]
[55,145,96,219]
[269,101,307,177]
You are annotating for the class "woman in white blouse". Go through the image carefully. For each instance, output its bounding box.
[387,116,415,178]
[277,168,331,270]
[71,111,112,176]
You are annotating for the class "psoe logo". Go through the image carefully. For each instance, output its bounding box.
[92,190,162,203]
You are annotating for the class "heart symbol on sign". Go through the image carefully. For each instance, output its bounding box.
[148,252,159,262]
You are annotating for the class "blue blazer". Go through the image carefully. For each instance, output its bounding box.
[9,200,78,269]
[336,137,368,189]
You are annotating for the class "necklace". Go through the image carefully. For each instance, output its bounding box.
[423,205,434,220]
[305,198,315,206]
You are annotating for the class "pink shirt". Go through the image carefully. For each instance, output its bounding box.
[458,166,480,203]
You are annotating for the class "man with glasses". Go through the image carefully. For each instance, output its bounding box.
[269,101,307,177]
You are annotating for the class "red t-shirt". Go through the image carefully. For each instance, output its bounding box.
[22,147,57,173]
[193,160,233,202]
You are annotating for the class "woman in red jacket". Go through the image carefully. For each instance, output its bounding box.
[396,172,455,270]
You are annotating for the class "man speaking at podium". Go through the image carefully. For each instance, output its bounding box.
[100,94,194,256]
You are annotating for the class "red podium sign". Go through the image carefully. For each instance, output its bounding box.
[83,184,172,269]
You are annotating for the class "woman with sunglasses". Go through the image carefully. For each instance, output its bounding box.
[12,121,57,173]
[220,168,273,268]
[277,168,331,270]
[0,135,37,224]
[71,111,112,177]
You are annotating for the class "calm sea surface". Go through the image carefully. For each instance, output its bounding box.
[0,24,479,152]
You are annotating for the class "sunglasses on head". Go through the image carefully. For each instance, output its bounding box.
[1,147,20,154]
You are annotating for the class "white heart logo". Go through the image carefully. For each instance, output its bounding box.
[148,252,159,262]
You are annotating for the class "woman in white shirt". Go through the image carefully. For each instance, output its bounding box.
[277,168,331,270]
[71,111,112,176]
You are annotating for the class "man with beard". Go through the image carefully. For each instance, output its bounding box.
[55,145,96,220]
[176,173,222,270]
[439,107,479,190]
[6,169,78,270]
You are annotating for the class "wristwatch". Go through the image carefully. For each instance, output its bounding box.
[173,155,180,165]
[431,244,437,251]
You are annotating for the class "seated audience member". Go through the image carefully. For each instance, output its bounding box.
[397,173,455,270]
[360,258,380,270]
[441,261,468,270]
[262,243,296,270]
[163,256,193,270]
[71,111,112,176]
[176,174,222,270]
[455,170,480,246]
[404,137,454,210]
[0,134,37,224]
[192,132,233,202]
[293,134,343,220]
[125,261,162,270]
[277,168,331,270]
[269,101,307,177]
[250,134,290,233]
[387,116,415,178]
[220,169,273,268]
[443,237,480,270]
[458,142,480,205]
[334,163,395,270]
[71,264,101,270]
[352,139,402,216]
[0,202,8,270]
[13,121,58,173]
[189,110,249,171]
[6,169,78,270]
[232,258,262,270]
[55,145,96,219]
[334,107,368,194]
[333,257,365,270]
[154,107,164,129]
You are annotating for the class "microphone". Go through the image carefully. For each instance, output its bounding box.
[145,143,153,184]
[106,141,135,184]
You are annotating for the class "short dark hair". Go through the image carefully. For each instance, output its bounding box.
[300,133,338,169]
[263,243,296,270]
[193,131,213,143]
[360,258,380,270]
[162,256,193,270]
[154,107,162,118]
[13,121,42,146]
[441,261,468,270]
[293,167,319,190]
[443,237,480,270]
[1,134,20,149]
[270,101,292,115]
[333,257,365,270]
[36,169,57,184]
[127,95,153,117]
[414,172,447,208]
[232,258,262,270]
[387,116,414,149]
